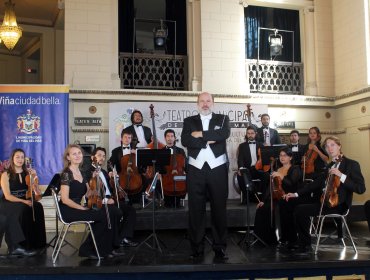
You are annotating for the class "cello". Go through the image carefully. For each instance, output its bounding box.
[161,142,187,197]
[25,158,42,221]
[118,138,142,195]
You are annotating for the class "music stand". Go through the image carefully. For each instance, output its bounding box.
[238,168,267,248]
[129,149,170,262]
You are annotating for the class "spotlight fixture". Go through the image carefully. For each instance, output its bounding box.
[153,19,168,48]
[268,29,283,56]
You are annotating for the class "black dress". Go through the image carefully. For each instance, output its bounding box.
[0,171,46,250]
[254,165,302,245]
[59,170,117,257]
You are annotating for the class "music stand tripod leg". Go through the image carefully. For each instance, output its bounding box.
[238,173,267,248]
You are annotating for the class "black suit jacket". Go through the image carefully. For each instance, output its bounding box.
[237,141,263,169]
[108,146,124,173]
[298,156,366,208]
[288,143,305,166]
[181,113,230,161]
[256,127,281,145]
[123,125,152,146]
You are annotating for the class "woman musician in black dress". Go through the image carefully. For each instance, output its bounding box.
[0,148,46,256]
[59,144,124,259]
[254,147,302,246]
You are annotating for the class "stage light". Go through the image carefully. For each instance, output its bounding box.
[268,29,283,56]
[153,19,167,48]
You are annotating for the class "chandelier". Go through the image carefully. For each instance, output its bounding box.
[0,0,22,50]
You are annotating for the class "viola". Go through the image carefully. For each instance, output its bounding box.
[87,157,103,210]
[255,148,270,172]
[270,158,285,200]
[108,161,128,203]
[118,148,142,195]
[320,155,342,208]
[301,143,318,175]
[161,146,187,197]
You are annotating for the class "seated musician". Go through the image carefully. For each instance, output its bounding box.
[288,130,305,166]
[0,148,46,256]
[89,147,137,247]
[109,129,144,204]
[162,129,187,208]
[59,144,124,259]
[237,126,269,202]
[253,147,301,246]
[285,136,366,254]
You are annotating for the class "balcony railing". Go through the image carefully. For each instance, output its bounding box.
[119,52,188,90]
[247,59,303,95]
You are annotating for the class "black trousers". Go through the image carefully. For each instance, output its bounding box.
[117,201,136,239]
[187,163,228,254]
[294,202,347,246]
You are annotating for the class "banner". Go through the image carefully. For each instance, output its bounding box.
[0,85,69,185]
[109,101,268,198]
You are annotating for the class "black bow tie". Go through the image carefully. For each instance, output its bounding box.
[122,146,130,150]
[135,124,142,127]
[262,126,269,129]
[291,144,298,147]
[248,141,256,144]
[166,146,173,149]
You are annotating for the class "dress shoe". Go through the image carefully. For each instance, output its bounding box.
[214,249,228,260]
[87,254,103,260]
[120,238,138,247]
[8,247,37,257]
[111,249,125,257]
[189,251,204,260]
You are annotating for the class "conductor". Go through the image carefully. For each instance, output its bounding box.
[181,92,230,260]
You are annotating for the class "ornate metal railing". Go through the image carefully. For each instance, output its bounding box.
[119,52,188,90]
[246,59,303,95]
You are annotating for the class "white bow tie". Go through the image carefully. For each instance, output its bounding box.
[200,114,212,121]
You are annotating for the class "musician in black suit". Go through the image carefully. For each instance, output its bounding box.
[109,130,135,174]
[288,130,305,166]
[237,126,269,201]
[256,113,281,146]
[122,110,152,148]
[285,136,366,254]
[89,147,138,247]
[181,92,230,260]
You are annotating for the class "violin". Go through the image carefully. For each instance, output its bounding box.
[301,142,318,175]
[25,158,42,202]
[162,144,187,197]
[25,158,42,222]
[87,157,103,210]
[320,155,342,208]
[270,158,285,200]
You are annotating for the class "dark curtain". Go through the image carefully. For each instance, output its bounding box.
[245,6,301,62]
[166,0,187,55]
[119,0,135,53]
